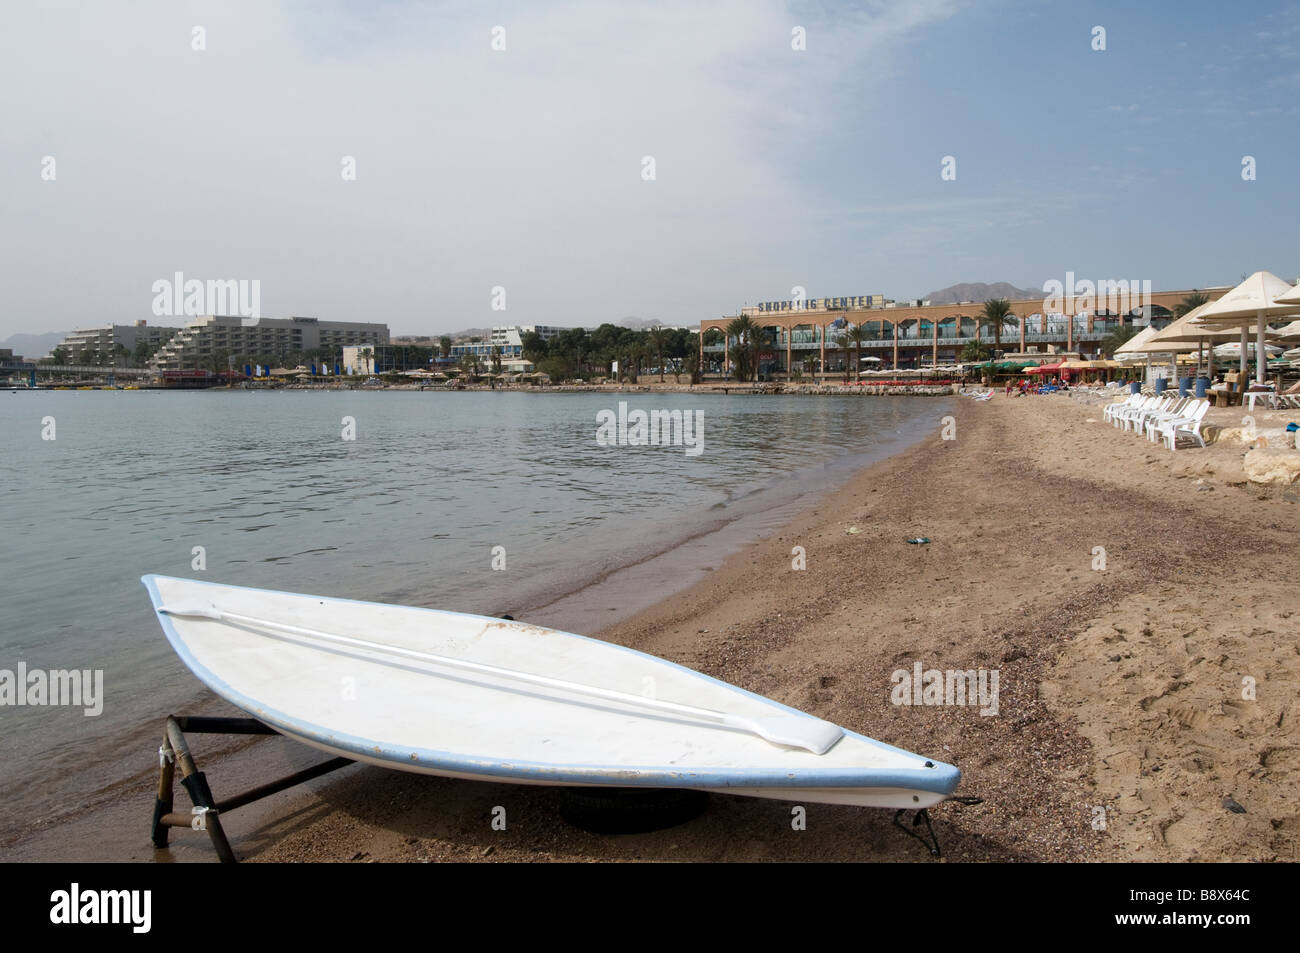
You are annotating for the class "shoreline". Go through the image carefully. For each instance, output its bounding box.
[8,393,1298,862]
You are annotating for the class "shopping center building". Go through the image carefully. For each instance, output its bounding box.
[699,286,1229,376]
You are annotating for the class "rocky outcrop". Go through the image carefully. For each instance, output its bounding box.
[1243,447,1300,485]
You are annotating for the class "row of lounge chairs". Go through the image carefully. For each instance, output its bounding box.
[1104,394,1210,450]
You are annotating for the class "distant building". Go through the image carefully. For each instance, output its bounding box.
[45,320,182,364]
[341,344,434,375]
[450,325,568,363]
[151,315,389,370]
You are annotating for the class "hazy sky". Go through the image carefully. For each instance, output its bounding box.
[3,0,1299,338]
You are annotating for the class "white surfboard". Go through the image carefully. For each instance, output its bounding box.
[143,575,960,809]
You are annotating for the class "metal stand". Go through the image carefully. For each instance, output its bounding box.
[892,796,983,859]
[152,715,352,863]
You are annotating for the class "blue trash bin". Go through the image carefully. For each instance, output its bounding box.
[1129,381,1141,395]
[1154,377,1167,395]
[1178,377,1191,397]
[1195,376,1209,399]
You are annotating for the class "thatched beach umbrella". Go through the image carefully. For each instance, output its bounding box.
[1193,271,1300,384]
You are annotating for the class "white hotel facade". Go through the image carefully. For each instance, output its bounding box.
[150,315,389,370]
[46,320,182,364]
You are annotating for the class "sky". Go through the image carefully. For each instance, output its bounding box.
[2,0,1299,338]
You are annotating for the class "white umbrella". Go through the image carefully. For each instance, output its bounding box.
[1212,341,1283,358]
[1269,319,1300,341]
[1193,271,1300,384]
[1273,281,1300,306]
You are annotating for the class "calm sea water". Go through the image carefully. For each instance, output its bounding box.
[0,389,943,841]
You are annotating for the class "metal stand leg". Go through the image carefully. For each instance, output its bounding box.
[150,714,353,863]
[891,796,982,859]
[893,808,942,857]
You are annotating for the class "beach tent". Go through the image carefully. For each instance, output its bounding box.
[1193,271,1300,384]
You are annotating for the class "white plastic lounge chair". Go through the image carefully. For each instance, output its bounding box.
[1159,400,1210,451]
[1110,395,1146,430]
[1104,393,1141,425]
[1120,396,1168,432]
[1143,398,1194,441]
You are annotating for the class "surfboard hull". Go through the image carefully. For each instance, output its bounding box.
[143,575,960,809]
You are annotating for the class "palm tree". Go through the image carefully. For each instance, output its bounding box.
[1101,325,1138,357]
[724,315,763,382]
[961,338,992,362]
[1174,291,1209,318]
[980,298,1013,353]
[846,324,869,382]
[648,326,667,382]
[833,330,851,381]
[490,345,502,376]
[801,351,820,379]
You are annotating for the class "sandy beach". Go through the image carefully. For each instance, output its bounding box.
[9,392,1297,863]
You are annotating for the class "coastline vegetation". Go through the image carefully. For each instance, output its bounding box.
[522,325,699,384]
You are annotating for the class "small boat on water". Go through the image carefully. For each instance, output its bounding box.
[142,575,960,810]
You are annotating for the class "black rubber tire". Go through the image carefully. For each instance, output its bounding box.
[559,787,710,834]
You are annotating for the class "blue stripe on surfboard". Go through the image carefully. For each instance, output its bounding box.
[142,574,961,795]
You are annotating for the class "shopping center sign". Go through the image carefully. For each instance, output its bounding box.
[752,294,879,313]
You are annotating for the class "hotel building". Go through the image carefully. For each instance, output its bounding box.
[45,320,182,364]
[150,315,389,370]
[700,287,1228,376]
[447,325,568,364]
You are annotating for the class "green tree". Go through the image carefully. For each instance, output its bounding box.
[1174,291,1209,318]
[48,346,70,365]
[536,355,569,381]
[684,349,701,385]
[980,298,1014,353]
[648,326,668,382]
[846,324,869,382]
[439,336,452,359]
[520,331,547,363]
[961,338,992,362]
[724,315,763,382]
[1101,324,1139,357]
[490,345,502,376]
[833,330,851,381]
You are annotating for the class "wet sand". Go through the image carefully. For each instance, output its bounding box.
[9,393,1298,862]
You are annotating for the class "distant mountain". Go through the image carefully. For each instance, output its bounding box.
[922,282,1043,305]
[1,331,69,360]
